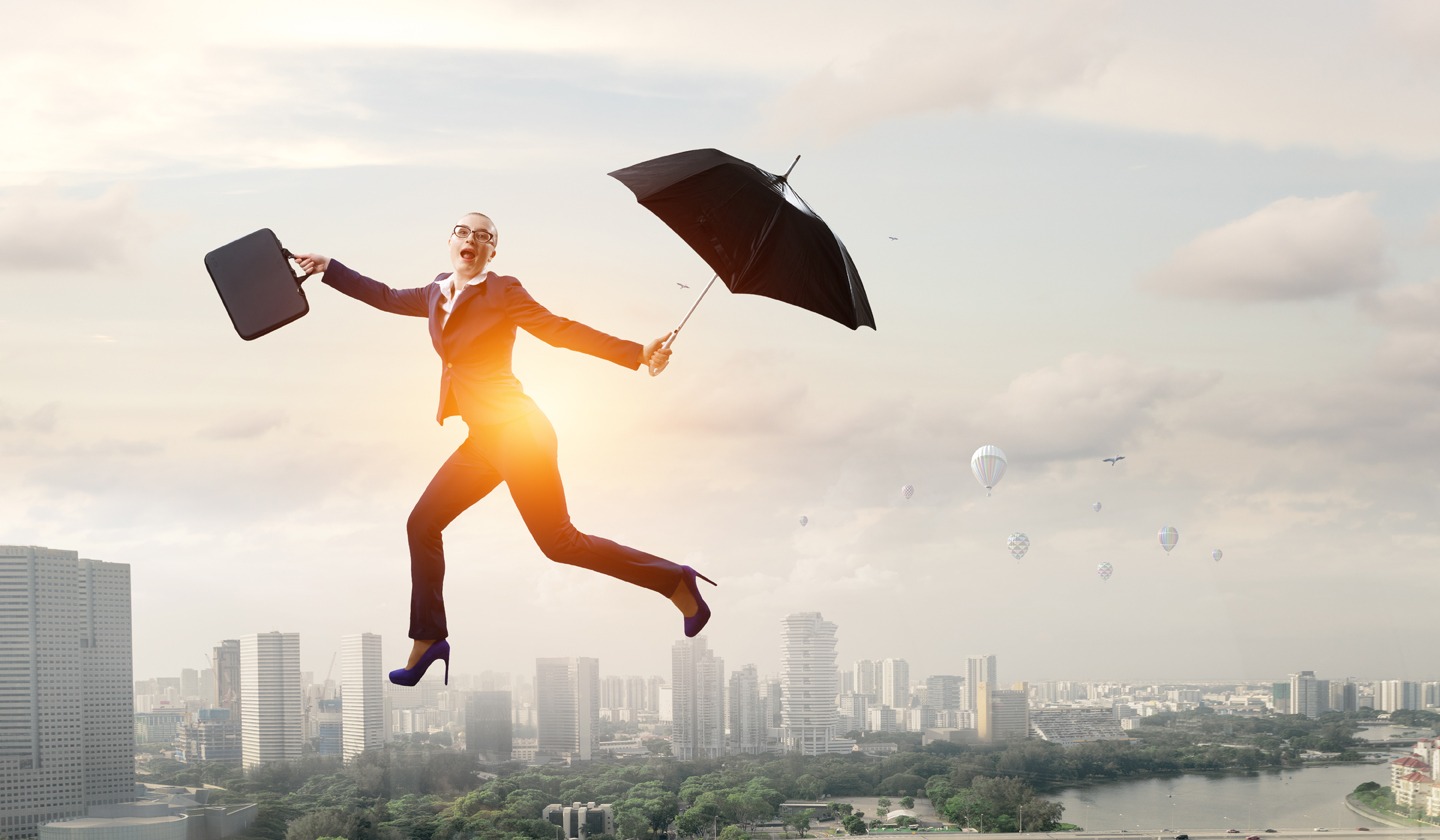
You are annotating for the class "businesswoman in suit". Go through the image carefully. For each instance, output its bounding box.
[294,212,715,686]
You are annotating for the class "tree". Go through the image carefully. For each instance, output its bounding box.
[898,797,913,810]
[783,810,813,838]
[793,774,824,801]
[841,814,868,835]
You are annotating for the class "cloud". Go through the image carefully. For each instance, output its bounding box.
[1143,193,1387,302]
[761,5,1116,141]
[198,411,288,441]
[1424,209,1440,245]
[1359,276,1440,330]
[915,353,1220,464]
[0,401,60,435]
[0,183,150,272]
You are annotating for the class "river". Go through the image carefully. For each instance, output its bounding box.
[1050,761,1393,831]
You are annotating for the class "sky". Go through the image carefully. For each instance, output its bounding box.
[5,0,1440,689]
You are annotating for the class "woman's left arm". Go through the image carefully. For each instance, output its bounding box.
[502,279,661,371]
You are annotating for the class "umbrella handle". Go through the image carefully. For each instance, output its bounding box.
[648,275,718,376]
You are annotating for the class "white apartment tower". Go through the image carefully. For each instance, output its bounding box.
[341,633,384,764]
[853,659,879,704]
[671,638,725,760]
[240,632,303,769]
[0,545,135,840]
[536,657,599,762]
[966,654,997,713]
[780,612,853,755]
[1289,670,1324,718]
[881,658,910,710]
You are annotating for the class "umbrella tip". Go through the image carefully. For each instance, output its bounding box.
[780,154,801,181]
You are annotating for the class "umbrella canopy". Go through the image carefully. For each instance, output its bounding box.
[609,148,875,330]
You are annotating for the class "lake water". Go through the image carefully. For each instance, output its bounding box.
[1051,761,1393,831]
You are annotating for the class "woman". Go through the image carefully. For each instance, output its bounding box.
[294,212,715,686]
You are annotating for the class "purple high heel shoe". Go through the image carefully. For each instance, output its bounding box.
[678,566,717,637]
[389,639,450,686]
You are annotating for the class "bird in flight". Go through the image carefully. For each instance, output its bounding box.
[1103,456,1126,465]
[676,282,689,289]
[888,236,899,240]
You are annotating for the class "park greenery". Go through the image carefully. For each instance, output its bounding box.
[137,707,1384,840]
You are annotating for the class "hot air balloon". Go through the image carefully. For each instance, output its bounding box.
[1092,502,1102,513]
[1159,525,1179,553]
[971,445,1007,496]
[1007,532,1030,560]
[901,484,914,500]
[1097,561,1113,581]
[799,515,808,527]
[1212,548,1222,562]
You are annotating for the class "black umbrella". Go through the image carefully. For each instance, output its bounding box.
[609,148,875,370]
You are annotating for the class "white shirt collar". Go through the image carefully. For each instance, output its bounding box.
[437,271,487,302]
[438,271,487,327]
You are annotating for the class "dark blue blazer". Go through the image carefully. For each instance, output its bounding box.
[323,260,643,425]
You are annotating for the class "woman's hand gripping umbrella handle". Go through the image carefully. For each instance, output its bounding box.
[648,275,719,376]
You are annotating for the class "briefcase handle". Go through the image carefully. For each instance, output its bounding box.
[280,247,316,284]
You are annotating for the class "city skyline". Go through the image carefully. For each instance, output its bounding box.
[5,2,1440,685]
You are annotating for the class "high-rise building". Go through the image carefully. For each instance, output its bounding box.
[853,660,879,704]
[966,655,997,713]
[779,612,853,755]
[214,639,241,716]
[881,658,910,710]
[314,699,343,756]
[625,676,651,713]
[924,675,964,728]
[536,657,599,762]
[729,665,765,755]
[0,545,135,840]
[240,632,303,769]
[176,708,241,764]
[976,681,1030,742]
[671,638,725,760]
[1330,679,1359,713]
[341,633,384,764]
[466,691,513,763]
[1377,679,1422,712]
[600,676,627,711]
[1289,671,1324,718]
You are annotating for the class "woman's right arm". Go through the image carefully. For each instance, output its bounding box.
[292,252,429,318]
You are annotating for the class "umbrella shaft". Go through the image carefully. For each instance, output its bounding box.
[667,274,719,348]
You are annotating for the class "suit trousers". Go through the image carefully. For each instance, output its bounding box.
[405,407,683,640]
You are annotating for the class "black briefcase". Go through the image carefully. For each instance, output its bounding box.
[204,228,313,341]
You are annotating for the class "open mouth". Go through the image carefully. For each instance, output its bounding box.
[460,247,476,260]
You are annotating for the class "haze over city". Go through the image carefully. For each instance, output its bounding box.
[4,1,1440,685]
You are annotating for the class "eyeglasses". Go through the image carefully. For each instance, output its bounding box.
[452,225,496,244]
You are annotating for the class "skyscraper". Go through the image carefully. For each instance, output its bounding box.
[536,657,599,762]
[341,633,384,764]
[853,659,879,704]
[1377,679,1422,712]
[0,545,135,840]
[671,638,725,760]
[466,691,513,762]
[1289,670,1324,718]
[976,681,1030,742]
[240,632,303,769]
[881,658,910,710]
[780,612,853,755]
[728,665,765,755]
[966,654,997,713]
[924,675,964,728]
[213,639,241,716]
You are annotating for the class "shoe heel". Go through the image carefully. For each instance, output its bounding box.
[696,571,716,587]
[443,654,450,686]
